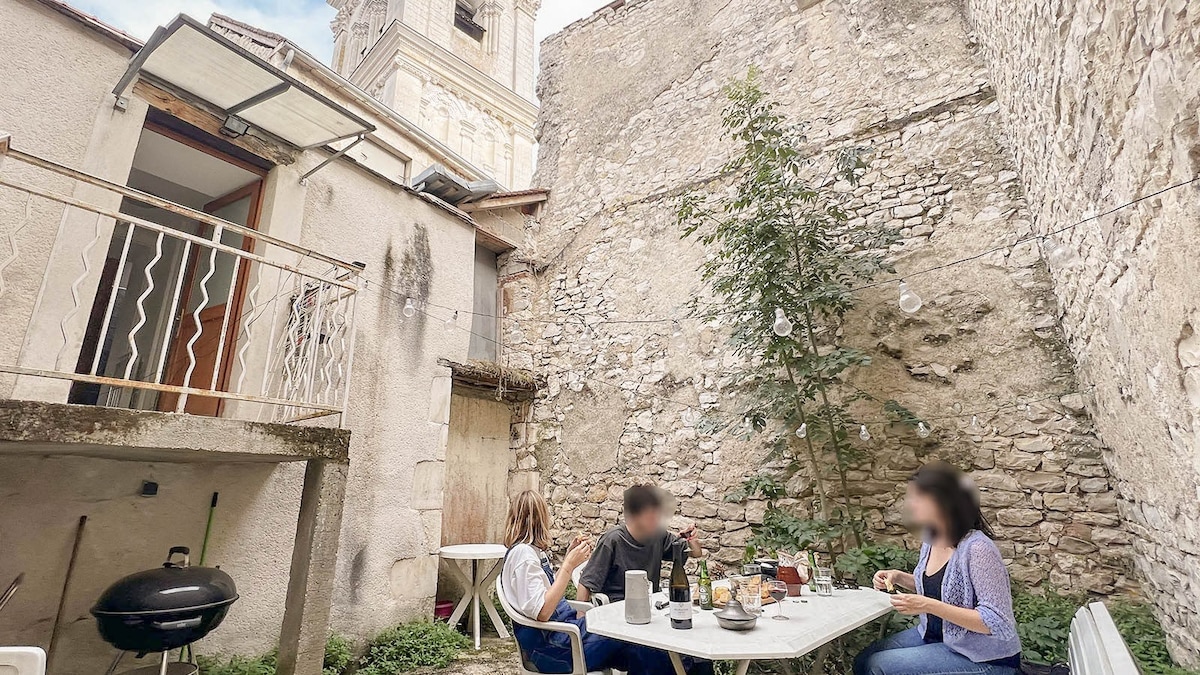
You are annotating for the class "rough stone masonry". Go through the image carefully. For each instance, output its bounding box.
[500,0,1196,665]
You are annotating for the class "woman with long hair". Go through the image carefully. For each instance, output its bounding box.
[854,461,1023,675]
[501,490,710,675]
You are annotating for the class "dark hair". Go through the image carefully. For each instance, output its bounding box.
[909,461,993,544]
[623,485,662,516]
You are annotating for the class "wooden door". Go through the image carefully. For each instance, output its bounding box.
[158,182,262,415]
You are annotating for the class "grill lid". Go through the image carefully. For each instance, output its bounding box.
[91,547,238,616]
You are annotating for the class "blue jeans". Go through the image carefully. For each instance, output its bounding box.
[853,627,1020,675]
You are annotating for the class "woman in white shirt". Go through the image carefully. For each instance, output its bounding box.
[504,490,703,675]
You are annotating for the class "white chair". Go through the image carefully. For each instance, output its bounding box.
[1067,602,1139,675]
[0,647,46,675]
[496,573,612,675]
[570,562,611,606]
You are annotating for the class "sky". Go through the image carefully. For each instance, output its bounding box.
[71,0,614,63]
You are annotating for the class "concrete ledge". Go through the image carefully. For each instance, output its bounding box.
[0,399,350,463]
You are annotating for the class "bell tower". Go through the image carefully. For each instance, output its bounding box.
[328,0,540,188]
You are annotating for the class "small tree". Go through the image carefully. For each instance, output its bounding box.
[678,71,913,552]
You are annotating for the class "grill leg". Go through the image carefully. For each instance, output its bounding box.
[159,651,169,675]
[103,652,125,675]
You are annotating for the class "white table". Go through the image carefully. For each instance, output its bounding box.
[586,587,892,675]
[439,544,510,649]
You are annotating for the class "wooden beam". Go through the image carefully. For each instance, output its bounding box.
[132,77,297,166]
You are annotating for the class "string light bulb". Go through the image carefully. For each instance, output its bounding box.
[796,423,807,439]
[968,415,983,435]
[579,326,594,351]
[1046,239,1082,269]
[444,311,458,331]
[859,425,871,441]
[898,281,923,314]
[772,308,793,337]
[672,320,684,337]
[917,422,931,438]
[402,297,417,318]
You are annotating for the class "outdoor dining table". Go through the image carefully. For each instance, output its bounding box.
[585,586,893,675]
[438,543,510,650]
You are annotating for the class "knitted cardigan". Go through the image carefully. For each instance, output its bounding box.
[913,530,1023,662]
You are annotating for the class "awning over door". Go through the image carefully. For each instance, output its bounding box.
[114,15,374,149]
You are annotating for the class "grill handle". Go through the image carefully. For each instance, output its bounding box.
[164,547,191,569]
[151,617,203,631]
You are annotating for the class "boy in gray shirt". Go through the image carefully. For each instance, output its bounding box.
[578,485,702,602]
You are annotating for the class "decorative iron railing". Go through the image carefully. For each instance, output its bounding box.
[0,133,361,425]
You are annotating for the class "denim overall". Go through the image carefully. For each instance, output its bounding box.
[506,549,712,675]
[509,549,626,674]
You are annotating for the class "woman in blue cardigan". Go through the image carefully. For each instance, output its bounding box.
[854,461,1023,675]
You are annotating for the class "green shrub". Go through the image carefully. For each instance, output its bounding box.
[196,634,355,675]
[196,653,277,675]
[836,545,920,587]
[323,634,355,675]
[357,621,470,675]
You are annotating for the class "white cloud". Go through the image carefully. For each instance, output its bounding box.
[72,0,613,68]
[72,0,336,60]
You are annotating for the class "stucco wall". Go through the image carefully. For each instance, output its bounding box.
[964,0,1200,662]
[508,0,1134,595]
[0,0,483,664]
[0,0,142,400]
[282,153,479,639]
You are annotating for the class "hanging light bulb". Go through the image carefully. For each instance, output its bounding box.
[579,326,594,350]
[672,320,684,337]
[859,424,871,441]
[917,422,931,438]
[444,311,458,331]
[772,308,793,337]
[968,415,983,435]
[1046,239,1082,269]
[402,297,417,318]
[951,402,964,414]
[796,423,807,439]
[898,281,923,314]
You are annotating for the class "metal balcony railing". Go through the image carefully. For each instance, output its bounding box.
[0,133,361,426]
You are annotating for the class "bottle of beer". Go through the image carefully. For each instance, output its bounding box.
[697,560,713,610]
[669,548,693,629]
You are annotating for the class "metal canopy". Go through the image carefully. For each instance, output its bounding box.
[115,15,374,150]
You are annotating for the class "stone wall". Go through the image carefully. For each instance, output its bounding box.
[506,0,1135,598]
[964,0,1200,662]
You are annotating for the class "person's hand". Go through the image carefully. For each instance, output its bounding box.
[563,538,593,572]
[679,524,698,542]
[872,569,904,591]
[890,593,931,616]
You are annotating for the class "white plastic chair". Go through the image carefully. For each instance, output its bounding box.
[570,562,610,606]
[1068,602,1139,675]
[0,647,46,675]
[496,573,612,675]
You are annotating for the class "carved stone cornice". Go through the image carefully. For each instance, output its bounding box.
[514,0,540,15]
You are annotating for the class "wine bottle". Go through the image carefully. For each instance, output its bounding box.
[807,551,819,593]
[669,548,693,629]
[697,559,713,610]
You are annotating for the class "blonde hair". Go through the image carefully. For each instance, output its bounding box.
[504,490,552,550]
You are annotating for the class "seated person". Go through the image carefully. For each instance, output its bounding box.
[501,490,697,675]
[854,462,1023,675]
[578,484,702,603]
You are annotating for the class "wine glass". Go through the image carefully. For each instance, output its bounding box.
[767,580,789,621]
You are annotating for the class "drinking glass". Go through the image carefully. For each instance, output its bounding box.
[740,564,762,614]
[767,580,789,621]
[815,567,834,597]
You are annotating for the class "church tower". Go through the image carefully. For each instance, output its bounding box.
[327,0,540,188]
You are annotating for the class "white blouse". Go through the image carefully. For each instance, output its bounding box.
[502,543,550,620]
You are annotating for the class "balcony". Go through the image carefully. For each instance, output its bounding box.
[0,131,362,428]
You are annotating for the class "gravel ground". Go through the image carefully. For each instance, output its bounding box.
[418,638,521,675]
